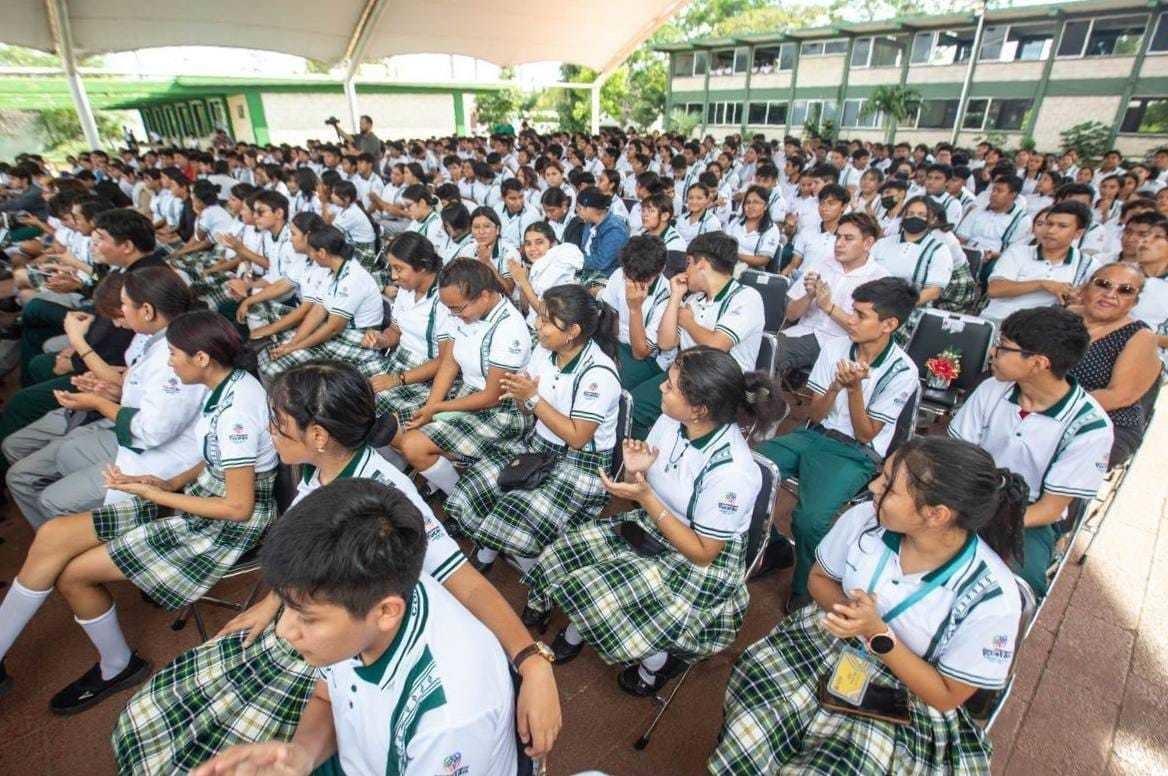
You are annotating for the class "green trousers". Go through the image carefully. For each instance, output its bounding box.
[756,428,878,596]
[629,371,668,440]
[0,355,76,477]
[617,342,662,391]
[1016,525,1054,598]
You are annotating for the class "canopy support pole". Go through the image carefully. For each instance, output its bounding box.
[45,0,100,149]
[341,0,392,133]
[589,66,621,135]
[344,76,360,133]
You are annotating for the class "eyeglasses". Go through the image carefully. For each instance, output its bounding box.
[993,343,1036,358]
[1090,277,1140,297]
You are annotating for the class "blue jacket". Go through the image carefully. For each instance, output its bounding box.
[580,211,629,277]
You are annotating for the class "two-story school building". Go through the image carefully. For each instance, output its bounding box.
[658,0,1168,155]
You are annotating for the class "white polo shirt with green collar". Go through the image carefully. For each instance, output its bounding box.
[982,243,1098,323]
[320,576,517,776]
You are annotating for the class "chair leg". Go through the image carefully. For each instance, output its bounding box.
[192,602,209,642]
[171,604,193,632]
[633,664,696,750]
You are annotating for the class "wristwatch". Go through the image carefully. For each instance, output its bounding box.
[512,641,555,671]
[524,394,542,412]
[867,629,897,655]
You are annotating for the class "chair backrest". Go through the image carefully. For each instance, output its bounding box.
[738,268,789,333]
[755,331,778,376]
[611,390,634,477]
[381,297,394,327]
[886,383,921,457]
[744,452,780,575]
[905,309,996,394]
[664,249,688,278]
[275,463,301,515]
[963,247,984,279]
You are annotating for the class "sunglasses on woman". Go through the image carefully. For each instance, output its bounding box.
[1090,277,1140,297]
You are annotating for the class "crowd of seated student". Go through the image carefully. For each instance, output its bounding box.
[0,127,1166,775]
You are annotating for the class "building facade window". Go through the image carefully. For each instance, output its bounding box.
[1151,11,1168,53]
[1122,97,1168,133]
[800,38,848,56]
[1058,14,1148,58]
[748,101,789,125]
[841,99,883,128]
[910,29,978,66]
[851,35,902,68]
[710,47,749,76]
[790,99,838,126]
[706,101,743,125]
[753,43,796,72]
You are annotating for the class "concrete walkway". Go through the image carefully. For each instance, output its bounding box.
[988,392,1168,775]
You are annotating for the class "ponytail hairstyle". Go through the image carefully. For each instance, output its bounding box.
[307,224,355,261]
[401,183,436,208]
[293,168,318,198]
[883,436,1028,563]
[386,231,443,274]
[405,161,430,186]
[268,360,397,450]
[438,256,505,299]
[332,179,380,254]
[122,266,196,323]
[440,202,471,237]
[291,210,326,237]
[669,346,786,429]
[541,284,619,360]
[166,309,245,369]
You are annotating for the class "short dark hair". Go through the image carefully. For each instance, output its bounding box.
[992,174,1023,196]
[852,277,919,329]
[253,190,289,220]
[838,211,881,240]
[94,208,155,253]
[262,478,427,617]
[1001,307,1090,379]
[620,235,667,281]
[818,183,849,205]
[926,163,954,179]
[439,256,504,298]
[686,231,738,275]
[1048,200,1092,230]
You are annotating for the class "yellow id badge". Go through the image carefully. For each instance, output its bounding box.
[826,646,874,706]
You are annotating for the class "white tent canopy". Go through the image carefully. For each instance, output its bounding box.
[7,0,689,143]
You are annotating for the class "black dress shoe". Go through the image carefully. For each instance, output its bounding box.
[785,591,813,614]
[617,654,689,697]
[0,660,11,697]
[521,605,550,631]
[0,298,20,314]
[469,548,494,575]
[748,537,795,582]
[49,654,151,715]
[550,628,584,664]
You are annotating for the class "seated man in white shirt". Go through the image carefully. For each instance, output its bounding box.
[957,174,1032,266]
[776,212,890,378]
[982,201,1097,324]
[785,184,847,279]
[195,479,518,776]
[949,307,1112,596]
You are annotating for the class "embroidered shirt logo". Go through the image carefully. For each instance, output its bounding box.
[228,423,249,444]
[982,634,1012,662]
[582,381,600,400]
[717,492,738,514]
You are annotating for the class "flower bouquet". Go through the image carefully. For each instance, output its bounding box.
[925,348,961,390]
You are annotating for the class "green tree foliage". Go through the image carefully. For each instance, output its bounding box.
[474,66,528,128]
[33,108,122,153]
[862,84,921,140]
[1059,121,1112,161]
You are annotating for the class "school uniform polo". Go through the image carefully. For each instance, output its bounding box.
[839,165,867,192]
[928,192,964,228]
[322,260,384,328]
[949,378,1112,593]
[763,188,787,224]
[644,417,760,542]
[439,297,531,390]
[608,196,630,225]
[391,283,448,361]
[871,233,954,291]
[955,203,1031,254]
[494,203,541,247]
[319,576,516,776]
[112,328,208,486]
[150,189,173,224]
[455,239,520,279]
[162,194,185,228]
[295,447,465,584]
[790,196,821,233]
[785,256,890,344]
[673,278,765,374]
[816,500,1021,689]
[726,220,782,267]
[674,209,720,245]
[528,341,622,450]
[627,202,644,236]
[194,204,234,244]
[982,243,1098,323]
[197,370,278,474]
[792,224,836,267]
[1133,273,1168,369]
[441,231,473,264]
[1078,222,1117,263]
[333,203,377,245]
[649,226,687,253]
[407,211,447,254]
[351,173,385,209]
[523,244,584,327]
[260,224,300,285]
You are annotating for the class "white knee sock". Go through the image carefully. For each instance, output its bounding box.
[476,547,499,564]
[563,622,583,646]
[513,555,538,574]
[76,605,132,680]
[0,579,52,662]
[421,458,460,494]
[639,650,668,684]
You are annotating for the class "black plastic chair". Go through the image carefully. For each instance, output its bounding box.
[755,332,777,376]
[904,309,996,417]
[963,247,984,281]
[738,268,789,334]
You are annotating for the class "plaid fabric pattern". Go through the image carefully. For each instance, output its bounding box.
[522,510,748,663]
[371,347,456,421]
[171,250,221,278]
[709,604,994,775]
[577,268,608,292]
[258,327,382,381]
[95,468,277,610]
[420,391,533,464]
[113,623,315,775]
[351,241,379,274]
[244,299,297,331]
[935,260,981,314]
[196,281,236,310]
[447,434,613,558]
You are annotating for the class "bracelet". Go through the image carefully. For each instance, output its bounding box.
[77,349,93,360]
[656,508,670,526]
[396,372,407,386]
[828,304,837,317]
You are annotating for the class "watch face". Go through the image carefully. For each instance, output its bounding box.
[870,634,895,655]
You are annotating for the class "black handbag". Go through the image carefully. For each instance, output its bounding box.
[497,452,558,492]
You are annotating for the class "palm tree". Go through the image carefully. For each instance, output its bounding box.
[862,84,921,143]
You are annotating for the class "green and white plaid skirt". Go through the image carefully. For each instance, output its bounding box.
[94,468,277,611]
[447,434,613,558]
[522,510,748,664]
[935,260,980,314]
[258,327,383,381]
[373,347,441,421]
[420,387,532,464]
[170,249,221,278]
[112,622,314,775]
[352,241,390,287]
[244,299,298,331]
[708,604,993,775]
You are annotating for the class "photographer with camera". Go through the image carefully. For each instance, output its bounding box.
[330,114,383,158]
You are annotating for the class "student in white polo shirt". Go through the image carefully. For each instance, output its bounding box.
[871,197,953,307]
[629,232,765,438]
[955,174,1032,264]
[401,184,448,256]
[599,234,672,389]
[726,185,783,274]
[756,277,920,607]
[924,164,964,227]
[982,201,1097,324]
[777,212,890,379]
[786,184,848,279]
[192,478,518,776]
[1133,218,1168,369]
[949,306,1113,596]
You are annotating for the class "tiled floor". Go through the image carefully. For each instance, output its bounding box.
[2,393,1164,774]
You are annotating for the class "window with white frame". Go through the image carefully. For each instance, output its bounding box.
[850,35,902,68]
[1004,23,1057,61]
[684,102,704,117]
[1057,14,1148,57]
[1151,11,1168,52]
[753,43,796,72]
[706,101,743,125]
[672,52,694,76]
[790,99,838,125]
[841,99,883,128]
[915,98,961,129]
[710,47,749,76]
[960,97,1033,131]
[748,101,789,126]
[1122,97,1168,133]
[910,29,978,66]
[801,38,848,57]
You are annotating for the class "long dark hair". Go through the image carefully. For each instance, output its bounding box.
[386,231,442,274]
[884,436,1028,563]
[671,346,785,429]
[541,284,618,360]
[307,225,354,261]
[739,184,774,233]
[268,360,396,449]
[167,309,244,368]
[122,266,196,322]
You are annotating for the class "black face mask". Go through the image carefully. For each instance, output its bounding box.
[880,195,899,211]
[893,171,909,181]
[902,216,929,234]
